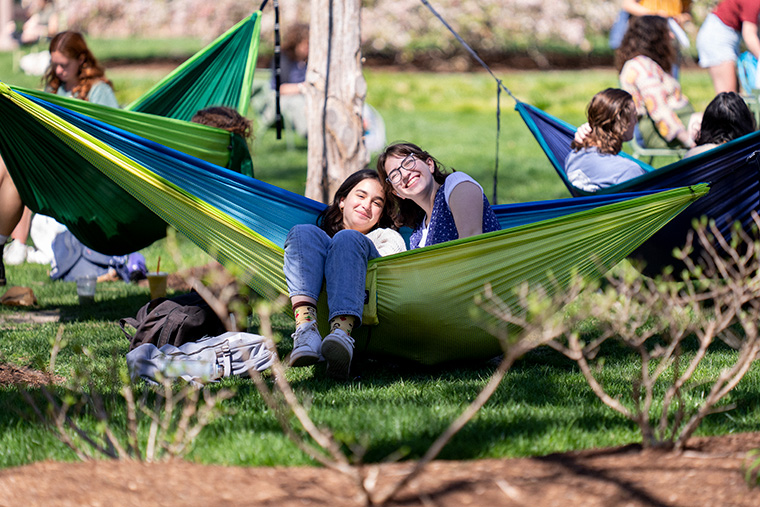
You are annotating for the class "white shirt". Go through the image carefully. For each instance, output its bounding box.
[366,228,407,256]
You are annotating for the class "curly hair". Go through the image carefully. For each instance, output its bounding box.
[695,91,756,146]
[44,31,112,101]
[191,106,253,140]
[615,15,676,74]
[376,142,450,229]
[317,169,396,237]
[571,88,636,155]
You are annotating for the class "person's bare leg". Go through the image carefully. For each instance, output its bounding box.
[0,158,24,237]
[708,61,739,94]
[11,207,32,244]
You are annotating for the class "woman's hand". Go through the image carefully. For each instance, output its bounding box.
[574,123,591,144]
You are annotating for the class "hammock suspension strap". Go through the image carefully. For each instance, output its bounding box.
[272,0,283,139]
[419,0,518,205]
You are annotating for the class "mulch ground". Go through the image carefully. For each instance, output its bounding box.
[0,432,759,506]
[1,345,759,507]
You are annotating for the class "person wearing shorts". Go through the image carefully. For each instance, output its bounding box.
[696,0,760,93]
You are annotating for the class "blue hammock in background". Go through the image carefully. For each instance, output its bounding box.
[517,101,760,276]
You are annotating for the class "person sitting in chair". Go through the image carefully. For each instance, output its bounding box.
[617,15,701,150]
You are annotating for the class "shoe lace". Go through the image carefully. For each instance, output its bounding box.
[292,321,316,344]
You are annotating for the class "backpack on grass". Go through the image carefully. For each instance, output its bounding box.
[120,292,226,351]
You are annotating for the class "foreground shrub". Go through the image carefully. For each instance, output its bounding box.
[479,217,760,450]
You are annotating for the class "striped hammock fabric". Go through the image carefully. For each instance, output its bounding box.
[517,101,760,276]
[126,11,262,121]
[1,12,262,253]
[0,85,708,364]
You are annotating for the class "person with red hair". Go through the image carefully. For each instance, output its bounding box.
[1,31,117,284]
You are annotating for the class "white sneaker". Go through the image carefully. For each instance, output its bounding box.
[321,328,354,380]
[289,321,322,367]
[25,247,53,265]
[3,240,29,266]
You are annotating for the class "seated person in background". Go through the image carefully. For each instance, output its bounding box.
[271,22,309,138]
[2,30,117,279]
[566,88,647,192]
[617,15,701,149]
[686,91,756,157]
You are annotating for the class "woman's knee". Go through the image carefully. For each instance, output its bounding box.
[331,229,370,251]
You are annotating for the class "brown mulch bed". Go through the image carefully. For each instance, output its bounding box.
[0,432,759,506]
[1,353,759,507]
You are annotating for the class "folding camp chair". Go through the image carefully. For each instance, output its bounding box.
[737,51,760,126]
[629,128,686,165]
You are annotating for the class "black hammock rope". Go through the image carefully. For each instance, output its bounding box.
[258,0,284,139]
[419,0,519,205]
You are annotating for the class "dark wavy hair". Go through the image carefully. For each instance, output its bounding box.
[316,169,395,237]
[376,142,450,229]
[44,31,112,100]
[695,92,756,146]
[191,106,253,140]
[571,88,636,155]
[615,15,676,74]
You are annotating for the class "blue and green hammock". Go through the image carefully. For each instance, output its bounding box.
[517,102,760,276]
[0,84,708,364]
[4,11,262,254]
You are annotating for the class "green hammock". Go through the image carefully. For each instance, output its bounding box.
[2,11,262,253]
[125,11,262,120]
[0,85,707,364]
[13,85,250,171]
[6,88,253,253]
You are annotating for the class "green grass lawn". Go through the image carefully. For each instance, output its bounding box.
[2,51,758,469]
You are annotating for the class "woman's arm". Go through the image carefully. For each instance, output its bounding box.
[366,228,407,256]
[448,181,485,239]
[742,21,760,59]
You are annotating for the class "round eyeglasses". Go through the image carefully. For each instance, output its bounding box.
[386,153,416,185]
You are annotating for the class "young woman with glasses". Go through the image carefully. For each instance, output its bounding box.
[377,142,500,249]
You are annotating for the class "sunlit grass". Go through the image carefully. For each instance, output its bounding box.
[0,50,742,470]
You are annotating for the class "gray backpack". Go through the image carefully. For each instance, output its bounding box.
[126,331,274,385]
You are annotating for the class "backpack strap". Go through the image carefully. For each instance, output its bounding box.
[215,340,232,377]
[119,317,140,341]
[157,309,189,348]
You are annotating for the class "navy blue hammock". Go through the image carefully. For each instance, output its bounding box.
[517,102,760,276]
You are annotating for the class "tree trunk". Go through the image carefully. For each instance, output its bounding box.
[304,0,368,203]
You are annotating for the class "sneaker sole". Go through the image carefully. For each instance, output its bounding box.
[289,350,320,367]
[322,339,351,380]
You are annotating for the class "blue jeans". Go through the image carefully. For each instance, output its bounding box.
[283,224,380,323]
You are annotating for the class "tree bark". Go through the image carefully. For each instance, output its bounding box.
[304,0,368,203]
